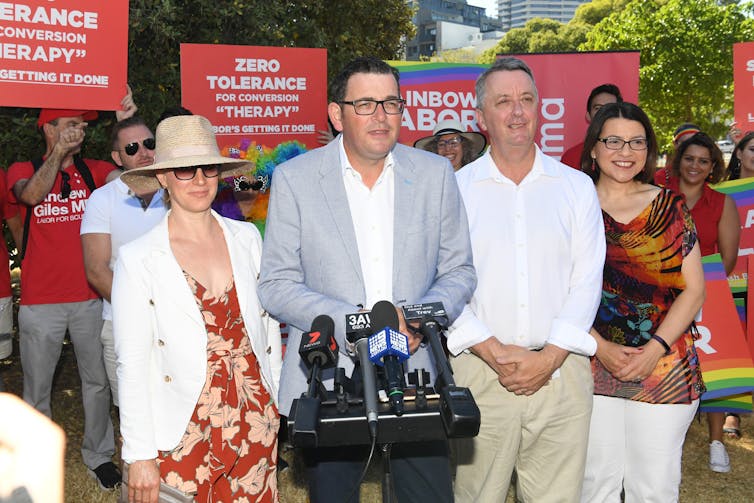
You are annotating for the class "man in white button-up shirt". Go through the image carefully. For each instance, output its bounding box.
[450,57,606,503]
[259,57,476,503]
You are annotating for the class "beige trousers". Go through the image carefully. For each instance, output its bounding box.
[452,351,593,503]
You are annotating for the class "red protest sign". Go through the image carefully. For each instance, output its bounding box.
[511,52,640,161]
[697,255,754,404]
[180,44,328,150]
[733,41,754,130]
[0,0,128,110]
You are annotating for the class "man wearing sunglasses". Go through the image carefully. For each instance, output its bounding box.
[6,107,126,491]
[81,116,167,416]
[259,56,476,502]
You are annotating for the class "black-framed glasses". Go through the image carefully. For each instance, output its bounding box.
[598,137,648,151]
[60,171,71,199]
[172,164,220,181]
[338,99,405,115]
[123,138,156,156]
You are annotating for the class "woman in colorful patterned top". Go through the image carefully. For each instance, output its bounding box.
[113,115,281,503]
[578,102,705,503]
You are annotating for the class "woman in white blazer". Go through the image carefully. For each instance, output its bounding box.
[113,115,281,503]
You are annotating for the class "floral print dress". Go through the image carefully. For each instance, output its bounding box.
[592,189,705,404]
[157,274,279,503]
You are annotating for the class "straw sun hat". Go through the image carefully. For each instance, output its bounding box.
[413,119,487,156]
[120,115,252,192]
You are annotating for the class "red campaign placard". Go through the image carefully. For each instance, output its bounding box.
[733,42,754,131]
[0,0,129,110]
[696,255,754,401]
[180,44,328,150]
[511,52,640,161]
[391,52,639,159]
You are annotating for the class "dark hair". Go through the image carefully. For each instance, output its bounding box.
[586,84,623,113]
[475,57,536,110]
[580,102,658,184]
[329,57,400,103]
[156,106,193,128]
[726,131,754,180]
[671,132,725,184]
[424,135,477,168]
[110,116,150,150]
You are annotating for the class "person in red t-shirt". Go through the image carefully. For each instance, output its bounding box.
[561,84,623,170]
[7,108,122,490]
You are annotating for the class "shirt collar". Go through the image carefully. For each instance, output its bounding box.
[338,134,395,185]
[471,145,556,183]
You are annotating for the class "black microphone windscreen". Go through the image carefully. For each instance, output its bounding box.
[311,314,335,336]
[370,300,399,331]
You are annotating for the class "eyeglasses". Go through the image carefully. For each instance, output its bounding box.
[123,138,156,156]
[172,164,220,181]
[437,137,461,149]
[338,99,405,115]
[60,171,71,199]
[598,137,648,151]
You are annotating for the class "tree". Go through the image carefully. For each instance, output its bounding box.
[478,0,631,64]
[0,0,415,168]
[480,18,573,63]
[582,0,754,146]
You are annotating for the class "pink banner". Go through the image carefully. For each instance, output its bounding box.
[180,44,328,151]
[0,0,129,110]
[510,52,640,161]
[391,52,639,159]
[733,41,754,131]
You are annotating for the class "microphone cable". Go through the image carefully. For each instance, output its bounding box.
[344,434,379,503]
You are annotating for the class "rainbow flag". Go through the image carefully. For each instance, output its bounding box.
[697,254,754,412]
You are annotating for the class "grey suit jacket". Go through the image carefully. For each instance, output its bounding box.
[258,139,476,415]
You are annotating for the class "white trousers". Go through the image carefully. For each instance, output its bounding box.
[581,395,698,503]
[100,319,118,407]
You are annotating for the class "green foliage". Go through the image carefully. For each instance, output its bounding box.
[0,0,415,169]
[428,47,481,63]
[582,0,754,148]
[571,0,632,26]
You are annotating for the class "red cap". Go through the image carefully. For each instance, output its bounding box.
[37,109,98,128]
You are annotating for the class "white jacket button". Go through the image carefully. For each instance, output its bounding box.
[158,340,165,347]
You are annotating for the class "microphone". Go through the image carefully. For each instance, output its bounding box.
[402,302,454,389]
[300,314,338,396]
[345,309,380,439]
[292,314,337,447]
[368,301,409,416]
[402,302,481,438]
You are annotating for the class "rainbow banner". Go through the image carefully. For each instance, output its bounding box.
[697,255,754,412]
[388,61,487,148]
[712,178,754,291]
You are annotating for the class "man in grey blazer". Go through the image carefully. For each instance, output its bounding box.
[258,57,476,502]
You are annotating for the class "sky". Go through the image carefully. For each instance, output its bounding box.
[473,0,498,18]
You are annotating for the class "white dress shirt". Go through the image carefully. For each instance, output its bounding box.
[448,147,605,357]
[338,136,395,307]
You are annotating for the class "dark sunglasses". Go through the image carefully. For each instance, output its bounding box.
[123,138,156,156]
[60,171,71,199]
[172,165,220,181]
